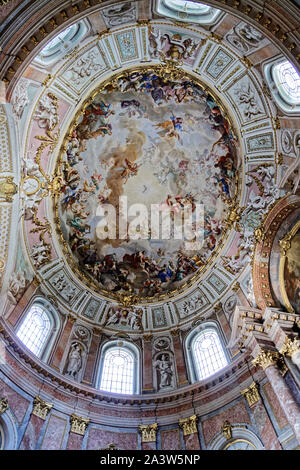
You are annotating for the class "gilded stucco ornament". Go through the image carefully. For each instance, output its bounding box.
[221,420,232,440]
[179,415,198,436]
[252,350,280,370]
[0,397,8,414]
[241,382,260,406]
[138,423,158,442]
[280,337,300,358]
[70,413,90,435]
[32,396,53,420]
[0,177,17,202]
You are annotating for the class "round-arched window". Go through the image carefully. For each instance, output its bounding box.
[98,343,139,395]
[16,304,51,357]
[192,328,229,380]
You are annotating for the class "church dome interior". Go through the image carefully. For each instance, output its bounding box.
[0,0,299,452]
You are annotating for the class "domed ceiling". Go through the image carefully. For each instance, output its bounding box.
[2,0,298,336]
[55,68,240,301]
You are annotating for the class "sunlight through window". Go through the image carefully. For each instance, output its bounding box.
[16,305,51,357]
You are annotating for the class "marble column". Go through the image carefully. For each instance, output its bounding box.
[241,382,281,450]
[142,335,154,392]
[20,396,53,450]
[179,415,200,450]
[253,350,300,444]
[50,316,74,370]
[138,424,157,450]
[171,330,189,387]
[66,413,90,450]
[82,329,101,386]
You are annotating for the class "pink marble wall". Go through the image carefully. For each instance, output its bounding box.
[263,382,288,430]
[251,401,281,450]
[161,429,181,450]
[142,441,156,450]
[184,432,200,450]
[66,431,83,450]
[201,401,251,446]
[40,414,67,450]
[19,413,44,450]
[0,382,30,424]
[86,428,138,450]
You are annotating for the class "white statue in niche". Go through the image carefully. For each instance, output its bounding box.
[66,343,82,378]
[155,353,174,389]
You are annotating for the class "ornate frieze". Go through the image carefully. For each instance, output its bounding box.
[178,415,198,436]
[32,395,53,420]
[70,413,90,435]
[138,423,158,442]
[241,382,260,406]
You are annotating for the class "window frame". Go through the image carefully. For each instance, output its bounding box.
[185,321,230,383]
[264,56,300,115]
[96,340,140,395]
[154,0,223,24]
[15,298,60,362]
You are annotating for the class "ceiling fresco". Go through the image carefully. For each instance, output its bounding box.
[56,69,240,300]
[1,0,298,335]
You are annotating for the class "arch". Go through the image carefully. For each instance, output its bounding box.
[207,424,265,450]
[15,297,61,362]
[185,321,230,383]
[96,340,140,395]
[0,410,18,450]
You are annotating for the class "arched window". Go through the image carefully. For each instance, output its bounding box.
[155,0,222,24]
[264,58,300,113]
[34,21,87,65]
[16,300,59,360]
[97,341,140,395]
[193,329,228,380]
[186,323,230,382]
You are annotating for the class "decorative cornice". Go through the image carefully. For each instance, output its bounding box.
[70,413,90,435]
[178,415,198,436]
[32,395,53,420]
[241,382,260,407]
[280,337,300,358]
[252,350,280,370]
[138,423,158,442]
[0,397,8,414]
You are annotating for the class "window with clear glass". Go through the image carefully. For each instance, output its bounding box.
[193,329,228,380]
[16,305,51,357]
[165,0,211,13]
[273,60,300,105]
[99,347,135,394]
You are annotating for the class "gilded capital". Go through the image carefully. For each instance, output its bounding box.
[32,395,53,420]
[280,337,300,358]
[178,415,198,436]
[138,423,158,442]
[0,397,8,414]
[252,350,280,370]
[241,382,260,407]
[70,413,90,435]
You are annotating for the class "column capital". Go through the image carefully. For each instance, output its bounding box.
[178,415,198,436]
[138,423,158,442]
[252,350,280,370]
[70,413,90,435]
[280,337,300,357]
[32,395,53,420]
[0,397,8,414]
[241,382,260,406]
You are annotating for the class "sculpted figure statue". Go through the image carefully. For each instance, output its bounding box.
[155,354,173,389]
[66,343,82,378]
